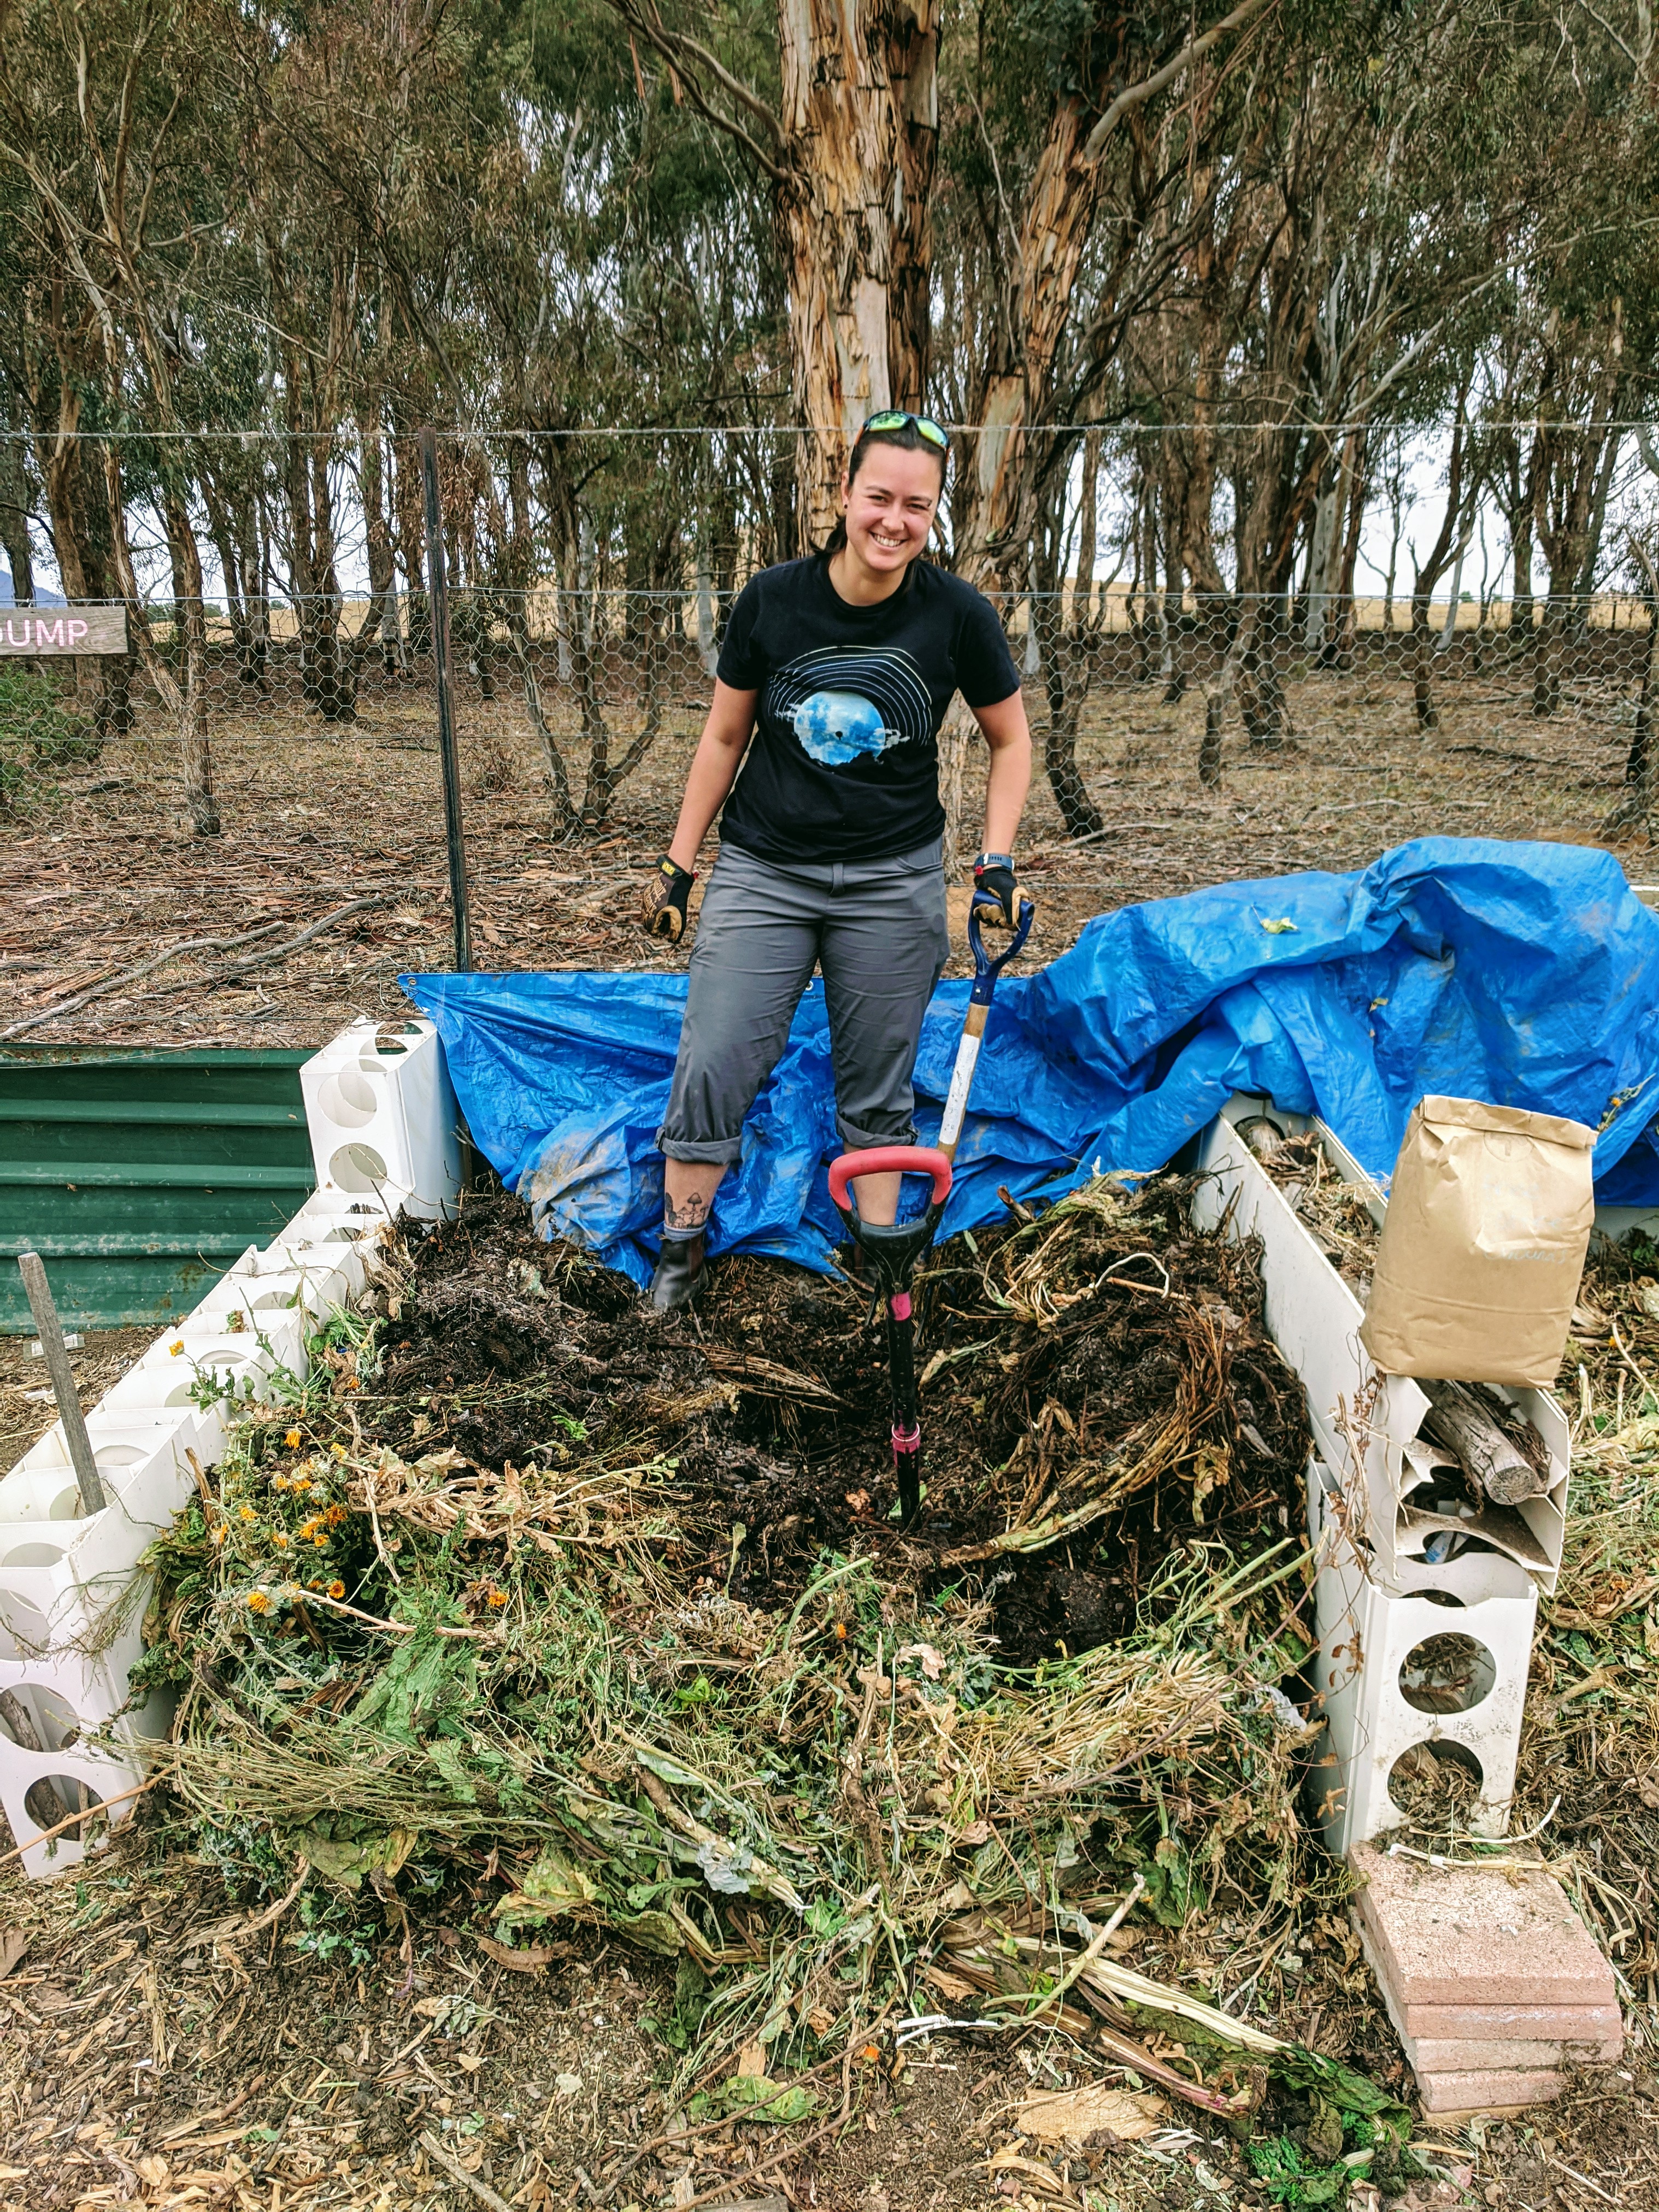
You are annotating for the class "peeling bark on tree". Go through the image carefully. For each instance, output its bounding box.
[950,96,1103,590]
[776,0,940,546]
[939,96,1109,860]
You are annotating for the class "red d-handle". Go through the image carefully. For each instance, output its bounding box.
[827,1145,953,1213]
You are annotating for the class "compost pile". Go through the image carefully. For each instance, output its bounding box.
[142,1175,1352,2093]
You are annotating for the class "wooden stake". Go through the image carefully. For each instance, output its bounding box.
[17,1252,106,1515]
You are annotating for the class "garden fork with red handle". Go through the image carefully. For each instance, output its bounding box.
[828,898,1034,1526]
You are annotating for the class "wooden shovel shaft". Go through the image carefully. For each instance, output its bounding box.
[937,1002,990,1166]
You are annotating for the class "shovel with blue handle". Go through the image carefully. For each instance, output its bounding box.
[827,898,1035,1527]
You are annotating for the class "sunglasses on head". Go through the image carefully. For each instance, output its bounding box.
[860,410,949,452]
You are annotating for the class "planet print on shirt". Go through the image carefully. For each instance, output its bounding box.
[790,689,895,763]
[765,645,935,769]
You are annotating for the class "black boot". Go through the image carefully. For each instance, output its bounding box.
[650,1232,706,1311]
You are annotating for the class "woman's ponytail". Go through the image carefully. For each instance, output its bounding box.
[822,517,849,555]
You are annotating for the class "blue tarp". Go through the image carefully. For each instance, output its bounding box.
[404,837,1659,1285]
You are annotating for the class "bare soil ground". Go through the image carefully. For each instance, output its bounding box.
[0,636,1647,1049]
[0,1331,156,1473]
[4,1823,1655,2212]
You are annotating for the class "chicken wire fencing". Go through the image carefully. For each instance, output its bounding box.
[3,583,1657,843]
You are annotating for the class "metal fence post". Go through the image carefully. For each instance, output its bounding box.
[420,426,472,973]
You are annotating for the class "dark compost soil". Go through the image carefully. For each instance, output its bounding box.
[361,1176,1312,1669]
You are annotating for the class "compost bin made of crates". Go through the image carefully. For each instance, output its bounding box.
[0,1044,315,1332]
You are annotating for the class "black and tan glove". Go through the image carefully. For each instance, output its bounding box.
[640,855,695,943]
[970,852,1029,931]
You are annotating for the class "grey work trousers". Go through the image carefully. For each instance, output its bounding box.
[657,839,950,1164]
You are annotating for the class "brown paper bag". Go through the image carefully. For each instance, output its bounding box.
[1358,1094,1594,1385]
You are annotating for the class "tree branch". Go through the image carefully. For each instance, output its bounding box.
[655,25,786,146]
[607,1,790,182]
[1083,0,1278,164]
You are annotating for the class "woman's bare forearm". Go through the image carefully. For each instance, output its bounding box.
[976,692,1033,855]
[666,684,758,871]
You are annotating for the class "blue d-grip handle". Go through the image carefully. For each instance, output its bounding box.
[967,898,1036,1004]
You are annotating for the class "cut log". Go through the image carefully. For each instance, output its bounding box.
[1421,1380,1549,1505]
[0,1689,44,1752]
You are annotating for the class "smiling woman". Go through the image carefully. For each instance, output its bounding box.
[634,410,1036,1310]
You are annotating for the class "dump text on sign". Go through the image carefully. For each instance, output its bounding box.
[0,607,129,656]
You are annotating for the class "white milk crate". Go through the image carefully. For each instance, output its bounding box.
[301,1017,461,1217]
[0,1410,204,1868]
[1191,1095,1570,1595]
[1307,1456,1538,1855]
[99,1329,296,1461]
[190,1254,360,1336]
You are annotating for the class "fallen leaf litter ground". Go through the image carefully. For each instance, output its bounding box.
[2,635,1652,1050]
[7,651,1659,2206]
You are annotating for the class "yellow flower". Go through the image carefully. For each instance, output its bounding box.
[313,1531,328,1549]
[211,1525,228,1547]
[273,1474,289,1491]
[292,1475,311,1493]
[331,1443,348,1461]
[238,1504,257,1522]
[285,1428,302,1449]
[486,1589,509,1608]
[327,1579,346,1599]
[325,1504,348,1527]
[345,1376,361,1391]
[169,1340,185,1356]
[272,1533,290,1550]
[246,1590,270,1614]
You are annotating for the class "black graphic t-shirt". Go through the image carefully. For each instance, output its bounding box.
[714,554,1020,864]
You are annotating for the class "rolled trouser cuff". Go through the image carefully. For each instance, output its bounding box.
[657,1129,745,1167]
[834,1111,919,1154]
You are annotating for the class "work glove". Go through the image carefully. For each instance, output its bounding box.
[970,854,1029,931]
[640,855,695,944]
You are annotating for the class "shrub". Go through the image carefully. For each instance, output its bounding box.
[0,660,102,809]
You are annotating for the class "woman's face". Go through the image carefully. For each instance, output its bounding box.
[838,444,943,575]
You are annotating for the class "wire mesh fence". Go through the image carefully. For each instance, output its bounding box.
[4,584,1655,840]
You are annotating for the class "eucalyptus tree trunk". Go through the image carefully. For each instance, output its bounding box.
[938,93,1106,857]
[0,437,35,607]
[390,427,431,655]
[777,0,939,546]
[1032,430,1105,839]
[950,96,1102,591]
[353,411,401,676]
[98,442,219,835]
[1601,540,1659,836]
[1333,425,1368,668]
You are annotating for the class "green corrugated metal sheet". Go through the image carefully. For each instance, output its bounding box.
[0,1046,315,1331]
